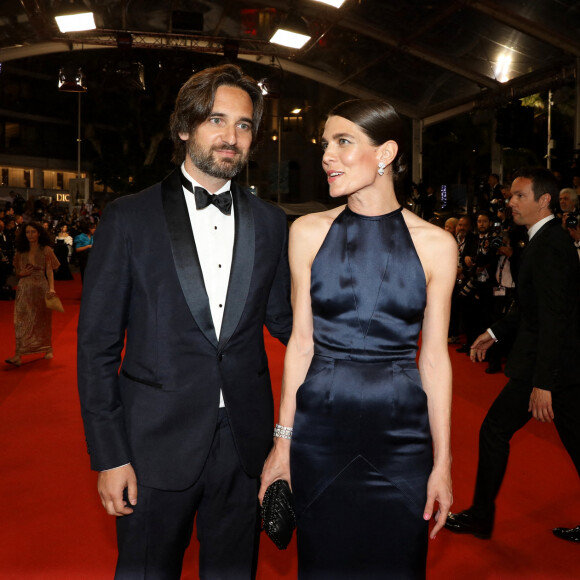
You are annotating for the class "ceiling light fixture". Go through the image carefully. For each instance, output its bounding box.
[312,0,346,8]
[495,52,512,83]
[55,0,96,33]
[270,12,311,49]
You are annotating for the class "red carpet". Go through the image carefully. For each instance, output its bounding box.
[1,276,579,579]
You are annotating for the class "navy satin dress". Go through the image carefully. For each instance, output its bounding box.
[291,206,433,579]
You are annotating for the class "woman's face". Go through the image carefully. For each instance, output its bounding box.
[25,226,39,243]
[321,115,382,199]
[60,225,68,233]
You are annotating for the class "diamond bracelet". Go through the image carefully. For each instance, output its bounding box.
[273,424,293,440]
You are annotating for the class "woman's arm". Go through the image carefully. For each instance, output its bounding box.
[416,227,457,539]
[14,251,32,278]
[258,214,327,502]
[44,247,57,295]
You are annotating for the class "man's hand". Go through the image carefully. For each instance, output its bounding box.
[528,388,554,423]
[470,330,495,362]
[567,224,580,243]
[97,464,138,516]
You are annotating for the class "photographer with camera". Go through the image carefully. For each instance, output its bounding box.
[457,211,499,353]
[485,203,527,373]
[559,188,580,257]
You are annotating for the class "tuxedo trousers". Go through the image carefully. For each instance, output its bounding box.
[115,409,261,580]
[471,378,580,521]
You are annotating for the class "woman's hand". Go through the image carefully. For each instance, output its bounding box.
[259,439,291,505]
[46,290,57,298]
[423,464,453,539]
[20,264,34,277]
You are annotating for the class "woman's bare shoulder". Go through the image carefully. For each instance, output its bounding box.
[290,206,346,262]
[402,209,457,280]
[402,209,456,249]
[291,206,344,240]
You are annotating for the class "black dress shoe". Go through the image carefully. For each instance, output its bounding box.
[553,525,580,542]
[444,511,493,539]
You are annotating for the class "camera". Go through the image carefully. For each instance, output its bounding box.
[566,212,578,229]
[488,221,504,252]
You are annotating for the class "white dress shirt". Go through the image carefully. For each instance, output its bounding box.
[527,214,554,241]
[182,164,235,408]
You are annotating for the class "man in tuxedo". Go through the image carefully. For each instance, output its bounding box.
[445,167,580,540]
[77,64,292,579]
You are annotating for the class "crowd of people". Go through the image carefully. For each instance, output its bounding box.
[1,197,99,365]
[0,197,100,293]
[434,173,580,375]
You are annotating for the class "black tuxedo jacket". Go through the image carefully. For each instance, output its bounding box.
[77,169,292,490]
[491,218,580,392]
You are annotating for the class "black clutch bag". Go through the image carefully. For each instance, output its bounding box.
[261,479,296,550]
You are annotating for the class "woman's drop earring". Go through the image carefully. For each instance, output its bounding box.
[378,162,387,176]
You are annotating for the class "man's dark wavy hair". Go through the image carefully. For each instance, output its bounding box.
[169,64,264,165]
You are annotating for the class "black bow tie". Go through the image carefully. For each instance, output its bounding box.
[180,173,232,216]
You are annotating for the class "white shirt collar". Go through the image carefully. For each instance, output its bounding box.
[527,214,554,240]
[180,163,231,196]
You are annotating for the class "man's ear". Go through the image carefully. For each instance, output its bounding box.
[178,132,189,142]
[540,192,552,211]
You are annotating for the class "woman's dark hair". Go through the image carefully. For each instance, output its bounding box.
[169,64,264,165]
[328,99,407,182]
[15,221,53,252]
[78,220,96,235]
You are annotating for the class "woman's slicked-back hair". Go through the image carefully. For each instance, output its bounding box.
[328,99,407,182]
[169,64,264,165]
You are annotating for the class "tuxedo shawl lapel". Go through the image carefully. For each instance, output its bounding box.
[520,218,557,267]
[161,169,218,348]
[219,182,255,351]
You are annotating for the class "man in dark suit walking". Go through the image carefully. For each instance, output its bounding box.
[444,167,580,541]
[77,64,292,579]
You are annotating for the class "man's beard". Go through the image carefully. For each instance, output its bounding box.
[187,138,249,180]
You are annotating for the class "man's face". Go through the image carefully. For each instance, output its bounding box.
[560,192,575,213]
[180,85,254,183]
[456,218,470,236]
[509,177,549,228]
[488,175,497,187]
[477,214,490,234]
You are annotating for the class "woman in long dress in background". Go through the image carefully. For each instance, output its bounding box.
[5,222,60,366]
[53,223,74,281]
[260,99,456,579]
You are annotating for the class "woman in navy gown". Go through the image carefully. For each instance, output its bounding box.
[260,99,456,579]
